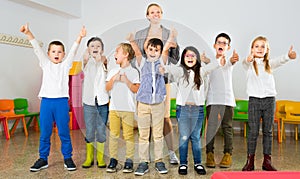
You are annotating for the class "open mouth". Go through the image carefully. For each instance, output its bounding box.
[93,51,98,54]
[187,60,194,64]
[218,48,224,52]
[54,57,59,60]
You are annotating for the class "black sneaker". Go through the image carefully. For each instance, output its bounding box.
[178,164,188,175]
[134,162,149,176]
[123,158,133,173]
[194,164,206,175]
[64,158,77,171]
[30,158,48,172]
[155,162,168,174]
[106,158,118,173]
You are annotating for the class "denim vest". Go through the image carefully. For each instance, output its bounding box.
[136,59,166,104]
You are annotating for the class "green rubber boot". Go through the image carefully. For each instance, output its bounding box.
[82,143,94,168]
[97,142,106,168]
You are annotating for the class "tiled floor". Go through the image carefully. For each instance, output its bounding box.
[0,123,299,179]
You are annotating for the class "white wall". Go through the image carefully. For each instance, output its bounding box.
[1,0,300,132]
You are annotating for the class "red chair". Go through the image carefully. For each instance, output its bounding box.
[0,99,28,139]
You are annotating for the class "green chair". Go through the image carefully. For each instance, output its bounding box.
[170,98,177,118]
[14,98,40,131]
[233,100,249,137]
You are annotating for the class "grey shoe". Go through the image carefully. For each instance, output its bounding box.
[155,162,168,174]
[134,162,149,176]
[169,151,179,165]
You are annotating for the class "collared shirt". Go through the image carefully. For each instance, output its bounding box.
[82,57,109,106]
[136,57,166,104]
[206,58,236,107]
[243,55,290,98]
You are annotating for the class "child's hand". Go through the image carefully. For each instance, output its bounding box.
[112,72,121,82]
[230,49,239,64]
[200,51,210,64]
[247,52,254,62]
[288,45,297,59]
[159,64,165,74]
[20,23,30,34]
[119,73,128,83]
[80,26,87,38]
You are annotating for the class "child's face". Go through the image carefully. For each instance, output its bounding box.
[88,40,103,58]
[146,5,162,24]
[184,50,197,68]
[48,44,65,64]
[114,46,128,65]
[145,45,162,62]
[251,40,268,58]
[214,37,230,57]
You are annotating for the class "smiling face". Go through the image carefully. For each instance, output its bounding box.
[88,40,103,58]
[47,44,65,64]
[214,37,230,58]
[251,39,269,58]
[184,50,197,68]
[145,44,162,62]
[146,4,162,24]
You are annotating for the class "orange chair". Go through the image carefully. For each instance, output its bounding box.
[0,115,9,139]
[0,99,28,139]
[281,101,300,142]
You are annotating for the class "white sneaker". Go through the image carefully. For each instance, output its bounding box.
[169,151,179,165]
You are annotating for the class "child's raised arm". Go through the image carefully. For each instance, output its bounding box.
[76,26,87,44]
[126,32,142,66]
[20,23,34,40]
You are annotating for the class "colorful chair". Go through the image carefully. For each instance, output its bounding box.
[0,99,28,139]
[233,100,249,137]
[14,98,40,131]
[274,100,293,143]
[281,101,300,142]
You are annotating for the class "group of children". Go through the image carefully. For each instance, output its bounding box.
[20,21,297,176]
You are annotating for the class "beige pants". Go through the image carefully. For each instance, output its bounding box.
[137,102,165,162]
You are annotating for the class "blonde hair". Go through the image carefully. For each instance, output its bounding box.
[146,3,163,16]
[118,43,135,62]
[251,36,271,75]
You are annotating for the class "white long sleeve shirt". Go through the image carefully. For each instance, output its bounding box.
[30,39,79,98]
[242,55,290,98]
[82,57,109,105]
[206,58,236,107]
[165,59,221,106]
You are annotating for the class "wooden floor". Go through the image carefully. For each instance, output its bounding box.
[0,123,299,179]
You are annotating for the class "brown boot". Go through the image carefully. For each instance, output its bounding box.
[262,154,277,171]
[242,154,255,171]
[206,152,216,168]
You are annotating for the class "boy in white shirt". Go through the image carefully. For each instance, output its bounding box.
[20,23,86,172]
[105,43,140,173]
[205,33,239,168]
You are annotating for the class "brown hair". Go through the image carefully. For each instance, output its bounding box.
[118,43,135,62]
[251,36,271,75]
[48,41,64,52]
[146,3,163,16]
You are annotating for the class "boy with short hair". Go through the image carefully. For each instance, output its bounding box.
[105,43,140,173]
[205,32,239,168]
[20,23,86,172]
[132,38,168,176]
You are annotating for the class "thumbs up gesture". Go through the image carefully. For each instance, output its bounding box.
[200,51,210,64]
[230,49,239,64]
[288,46,297,59]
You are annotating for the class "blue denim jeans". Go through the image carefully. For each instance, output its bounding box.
[83,102,108,143]
[176,105,204,165]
